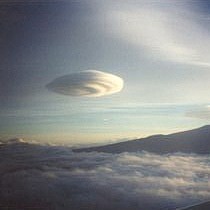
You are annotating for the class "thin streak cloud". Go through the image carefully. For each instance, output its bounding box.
[186,105,210,120]
[46,70,124,97]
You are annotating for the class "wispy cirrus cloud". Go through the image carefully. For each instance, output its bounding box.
[46,70,124,97]
[105,1,210,67]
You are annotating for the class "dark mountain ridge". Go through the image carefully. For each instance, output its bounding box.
[180,201,210,210]
[74,125,210,154]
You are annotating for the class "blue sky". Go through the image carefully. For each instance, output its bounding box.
[1,0,210,145]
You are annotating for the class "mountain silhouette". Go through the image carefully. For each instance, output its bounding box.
[180,201,210,210]
[74,125,210,154]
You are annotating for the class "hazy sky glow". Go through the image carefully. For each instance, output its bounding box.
[1,0,210,144]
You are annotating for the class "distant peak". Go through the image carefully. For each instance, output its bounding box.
[197,125,210,130]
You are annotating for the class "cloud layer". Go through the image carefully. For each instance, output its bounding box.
[186,105,210,120]
[0,140,209,210]
[46,70,124,97]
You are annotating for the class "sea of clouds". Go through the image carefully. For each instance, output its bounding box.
[0,139,209,210]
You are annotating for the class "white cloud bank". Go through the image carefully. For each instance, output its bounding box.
[0,140,209,210]
[46,70,124,97]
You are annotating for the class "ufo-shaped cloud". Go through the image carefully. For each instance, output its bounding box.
[46,70,124,97]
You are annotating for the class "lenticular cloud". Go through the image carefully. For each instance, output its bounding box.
[46,70,124,97]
